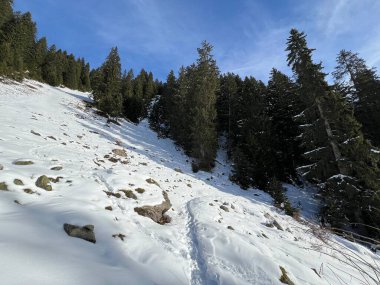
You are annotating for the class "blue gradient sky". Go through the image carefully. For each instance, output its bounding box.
[14,0,380,82]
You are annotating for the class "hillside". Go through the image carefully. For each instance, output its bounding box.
[0,79,379,285]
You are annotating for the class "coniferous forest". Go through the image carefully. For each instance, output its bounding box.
[1,0,380,240]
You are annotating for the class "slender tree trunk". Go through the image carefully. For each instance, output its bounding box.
[316,97,348,175]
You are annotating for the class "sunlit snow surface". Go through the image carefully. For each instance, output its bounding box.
[0,79,379,285]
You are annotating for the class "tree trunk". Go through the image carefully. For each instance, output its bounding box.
[316,97,348,175]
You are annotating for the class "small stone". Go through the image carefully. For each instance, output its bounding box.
[14,200,21,205]
[0,182,8,191]
[13,160,34,166]
[0,164,3,170]
[209,203,214,206]
[227,226,234,230]
[174,168,183,173]
[231,204,235,210]
[146,178,160,187]
[31,130,41,136]
[63,223,96,243]
[279,266,295,285]
[119,189,137,200]
[112,149,127,157]
[49,176,63,183]
[23,188,35,194]
[135,188,145,194]
[108,157,119,163]
[47,136,57,140]
[50,166,63,171]
[13,179,24,186]
[105,206,113,211]
[35,175,52,191]
[112,233,126,241]
[103,191,121,198]
[220,205,229,212]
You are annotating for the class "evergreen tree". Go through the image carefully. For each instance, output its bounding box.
[93,47,123,117]
[334,50,380,147]
[0,0,13,29]
[217,73,240,153]
[286,29,380,234]
[31,37,48,80]
[231,76,270,188]
[42,45,59,86]
[265,69,304,181]
[149,70,177,136]
[188,41,219,170]
[79,59,91,91]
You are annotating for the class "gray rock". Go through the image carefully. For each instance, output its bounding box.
[13,179,24,186]
[112,148,127,157]
[63,223,96,243]
[220,205,229,212]
[50,166,63,171]
[0,164,3,170]
[134,191,172,224]
[35,175,52,191]
[13,160,34,165]
[0,182,8,191]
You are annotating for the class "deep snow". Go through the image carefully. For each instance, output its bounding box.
[0,79,379,285]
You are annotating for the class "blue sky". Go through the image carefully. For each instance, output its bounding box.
[14,0,380,82]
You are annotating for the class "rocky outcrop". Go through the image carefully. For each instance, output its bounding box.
[134,191,172,224]
[63,223,96,243]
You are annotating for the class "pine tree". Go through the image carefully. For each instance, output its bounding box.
[217,73,240,153]
[188,41,219,170]
[286,29,380,234]
[31,37,48,80]
[334,50,380,147]
[149,70,177,136]
[231,76,270,188]
[0,0,13,29]
[265,69,304,181]
[93,47,123,117]
[79,59,91,91]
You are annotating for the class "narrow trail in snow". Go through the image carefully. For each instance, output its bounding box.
[184,198,210,285]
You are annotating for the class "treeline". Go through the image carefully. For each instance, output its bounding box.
[0,0,91,91]
[90,47,158,122]
[150,31,380,237]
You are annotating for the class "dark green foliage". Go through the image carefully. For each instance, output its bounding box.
[189,41,219,170]
[149,42,219,171]
[230,76,272,189]
[92,47,123,117]
[286,29,380,235]
[0,0,13,29]
[266,178,298,217]
[217,73,240,153]
[0,3,91,88]
[149,70,177,136]
[334,50,380,147]
[265,69,304,182]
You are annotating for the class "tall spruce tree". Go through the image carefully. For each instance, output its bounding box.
[231,76,270,188]
[188,41,219,170]
[265,69,304,182]
[286,29,380,234]
[334,50,380,147]
[93,47,123,117]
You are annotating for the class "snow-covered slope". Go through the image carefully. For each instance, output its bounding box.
[0,79,379,285]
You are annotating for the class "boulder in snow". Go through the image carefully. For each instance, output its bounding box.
[63,223,96,243]
[134,191,172,224]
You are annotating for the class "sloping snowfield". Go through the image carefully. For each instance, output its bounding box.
[0,79,379,285]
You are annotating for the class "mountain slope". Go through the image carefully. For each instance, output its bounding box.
[0,79,379,285]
